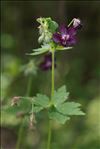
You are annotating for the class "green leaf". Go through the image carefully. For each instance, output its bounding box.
[49,85,85,124]
[49,107,70,124]
[47,19,58,33]
[37,17,58,44]
[2,97,32,115]
[28,44,50,56]
[32,104,43,113]
[32,93,50,113]
[56,45,73,51]
[34,93,49,108]
[57,102,85,116]
[53,85,69,106]
[37,17,58,33]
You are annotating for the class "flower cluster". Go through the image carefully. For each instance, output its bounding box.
[53,18,82,47]
[39,18,82,70]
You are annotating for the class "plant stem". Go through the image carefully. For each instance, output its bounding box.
[51,51,55,97]
[68,19,74,27]
[26,75,33,97]
[16,118,25,149]
[47,120,52,149]
[47,51,55,149]
[16,75,33,149]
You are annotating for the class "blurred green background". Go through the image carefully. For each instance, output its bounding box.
[1,1,100,149]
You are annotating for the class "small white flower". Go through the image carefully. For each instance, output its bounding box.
[73,18,81,28]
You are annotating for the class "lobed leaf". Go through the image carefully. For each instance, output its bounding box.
[32,104,43,113]
[28,44,50,56]
[2,97,32,115]
[57,102,85,116]
[49,107,70,124]
[53,85,69,106]
[34,93,49,108]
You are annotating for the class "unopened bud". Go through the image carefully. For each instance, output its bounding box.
[73,18,82,29]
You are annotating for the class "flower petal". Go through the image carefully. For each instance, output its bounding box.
[39,54,56,71]
[59,25,68,35]
[53,33,61,43]
[68,27,77,36]
[67,37,76,46]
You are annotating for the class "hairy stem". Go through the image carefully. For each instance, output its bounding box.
[47,51,55,149]
[16,75,33,149]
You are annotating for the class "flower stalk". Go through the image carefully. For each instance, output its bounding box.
[47,50,55,149]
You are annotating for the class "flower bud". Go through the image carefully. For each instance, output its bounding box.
[73,18,82,29]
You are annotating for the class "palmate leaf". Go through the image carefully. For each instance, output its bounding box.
[56,102,85,116]
[28,44,50,56]
[52,85,69,106]
[32,93,50,113]
[2,97,32,115]
[49,107,70,124]
[32,105,43,113]
[34,94,49,108]
[49,85,85,124]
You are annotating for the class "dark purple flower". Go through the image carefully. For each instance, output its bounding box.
[53,25,77,47]
[39,53,56,71]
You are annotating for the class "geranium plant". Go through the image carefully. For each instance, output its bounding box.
[4,17,85,149]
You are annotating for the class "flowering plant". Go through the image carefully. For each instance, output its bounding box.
[4,17,84,149]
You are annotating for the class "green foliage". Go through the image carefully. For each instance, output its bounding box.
[29,44,50,56]
[46,18,58,33]
[33,94,49,108]
[52,85,69,106]
[32,85,85,124]
[37,17,58,44]
[32,94,49,113]
[57,102,85,116]
[49,86,85,124]
[29,43,72,56]
[56,45,73,51]
[49,107,70,124]
[2,97,32,115]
